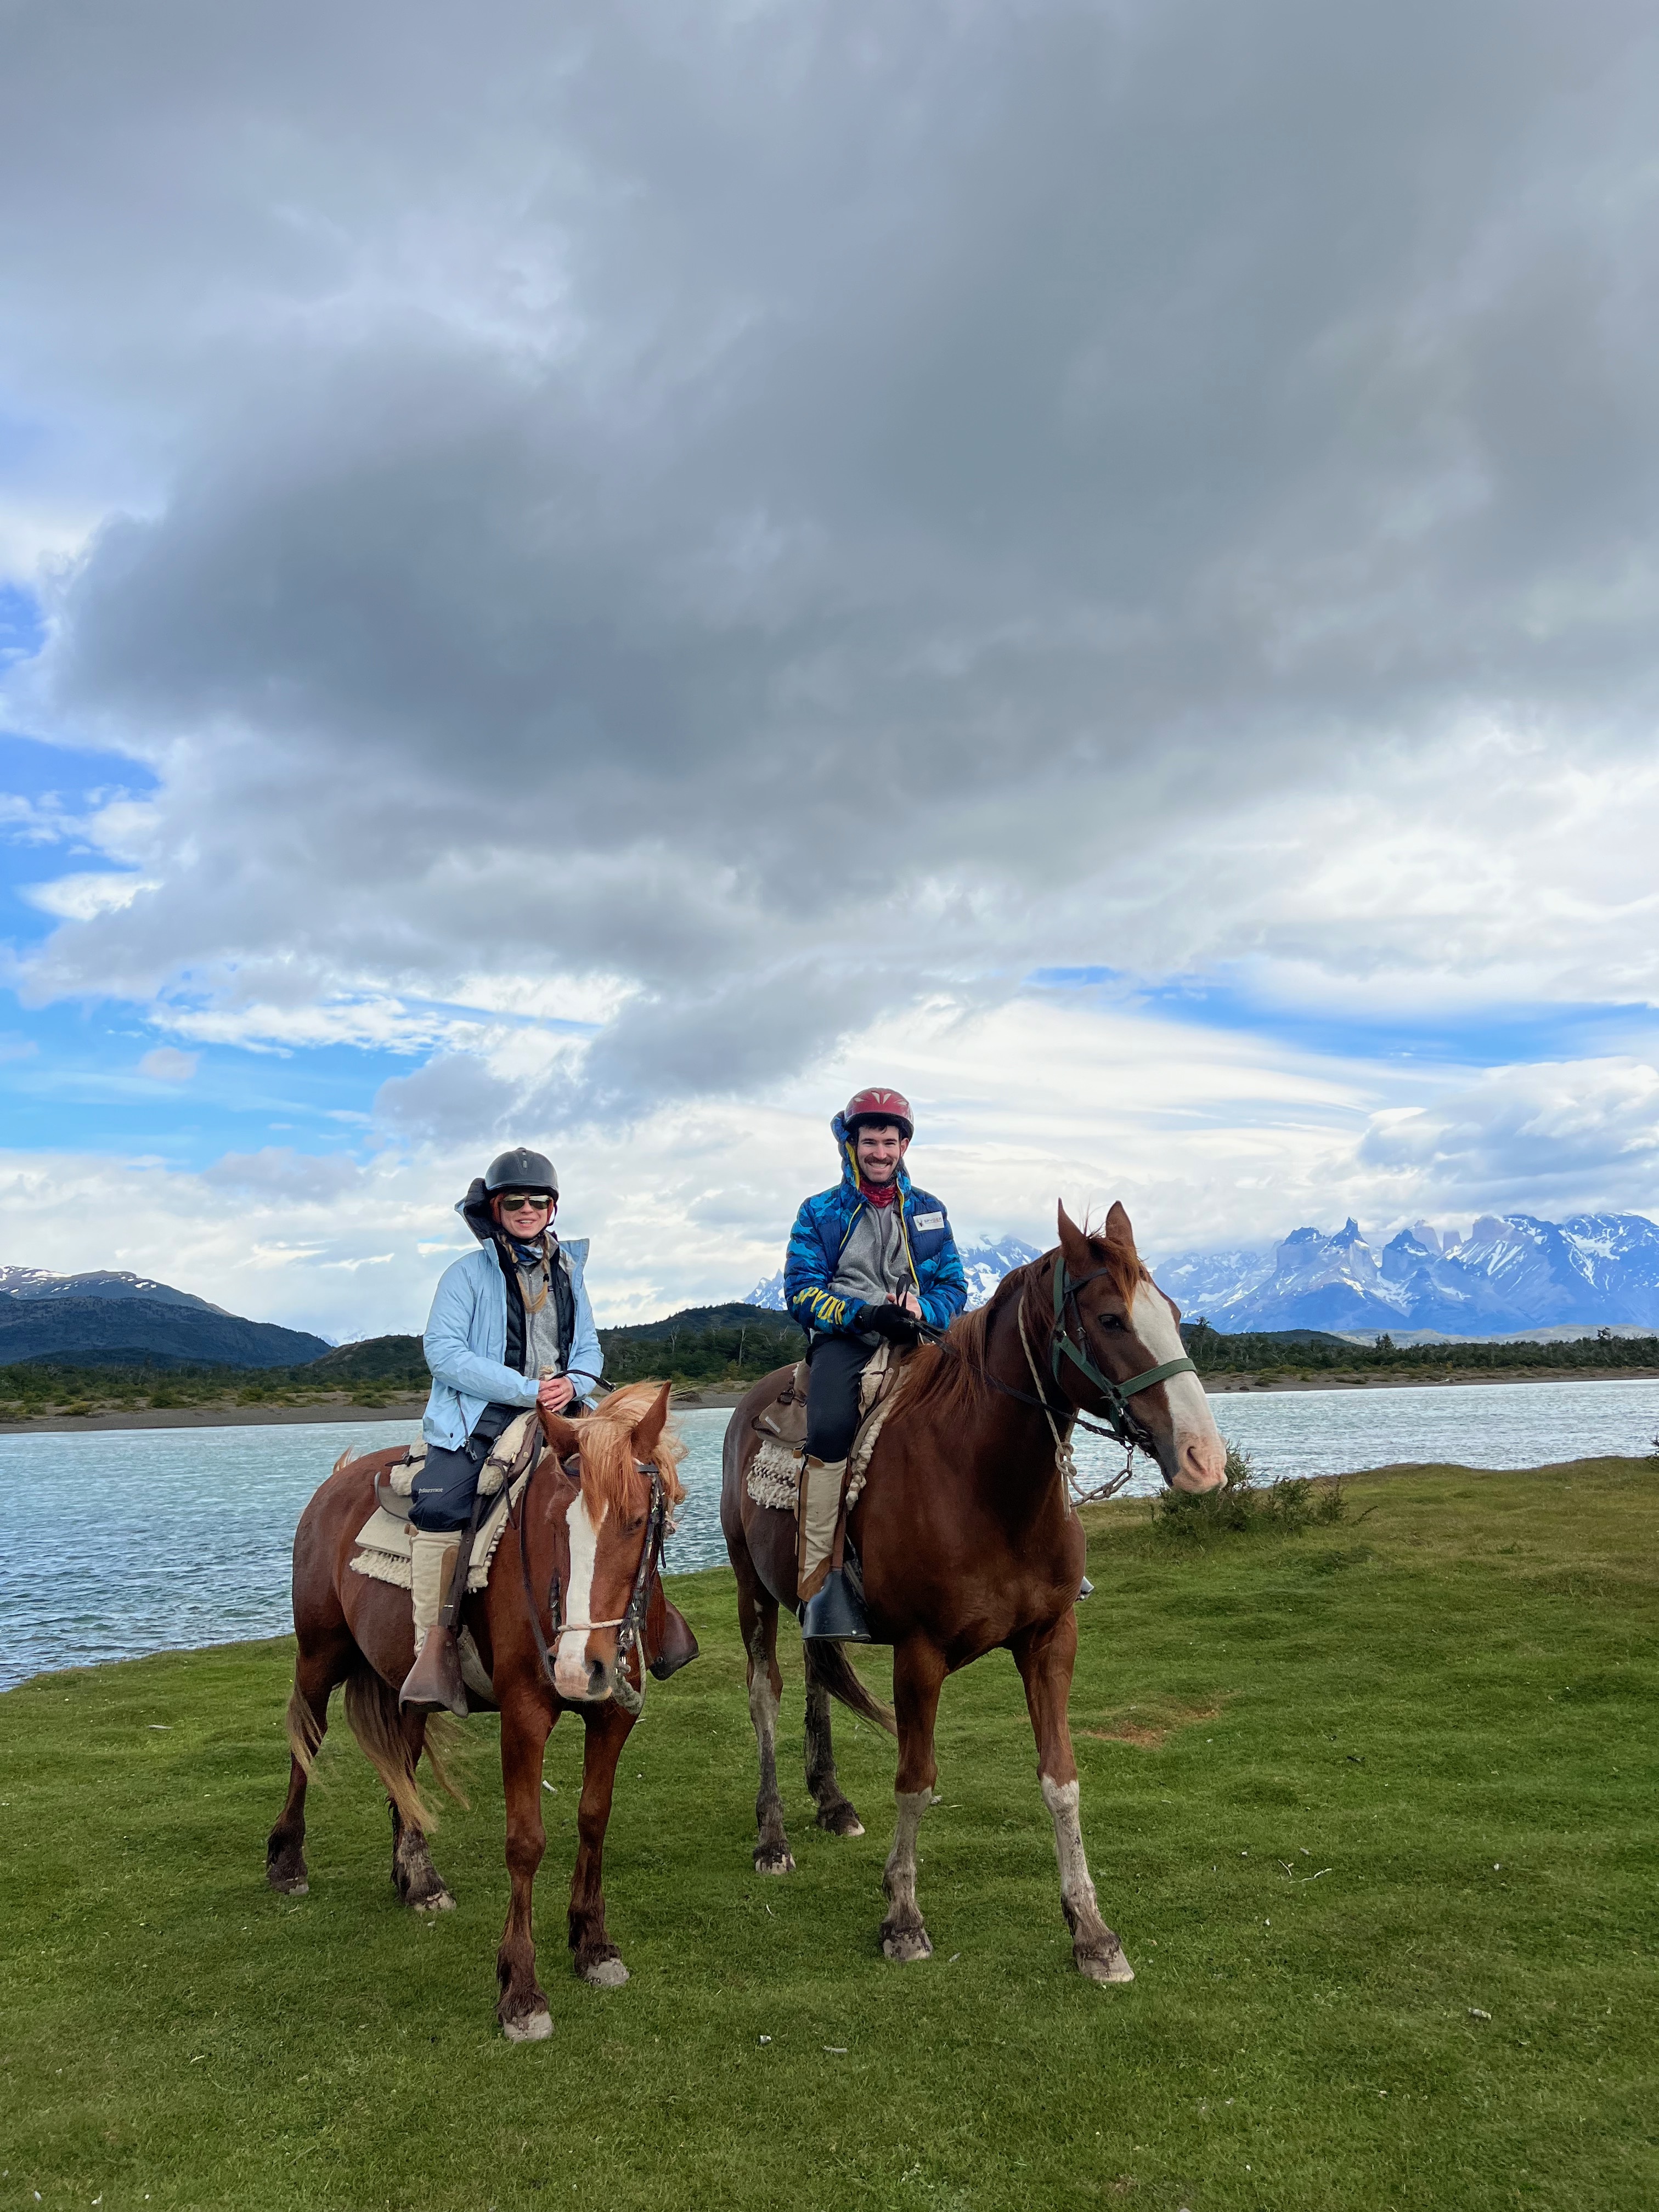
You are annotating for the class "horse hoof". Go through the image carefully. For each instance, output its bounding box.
[582,1957,629,1988]
[409,1887,456,1913]
[816,1803,865,1838]
[881,1925,933,1963]
[1077,1946,1134,1984]
[501,2009,554,2042]
[267,1873,308,1895]
[754,1847,795,1876]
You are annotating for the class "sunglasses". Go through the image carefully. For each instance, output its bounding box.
[498,1193,553,1212]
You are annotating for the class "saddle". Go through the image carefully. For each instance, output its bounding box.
[745,1343,910,1513]
[348,1410,543,1591]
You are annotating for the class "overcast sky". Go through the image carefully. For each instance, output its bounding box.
[3,0,1658,1337]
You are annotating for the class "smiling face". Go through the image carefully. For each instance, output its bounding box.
[492,1190,554,1238]
[1057,1202,1226,1494]
[854,1121,909,1187]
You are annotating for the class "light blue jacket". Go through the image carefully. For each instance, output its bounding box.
[421,1236,602,1450]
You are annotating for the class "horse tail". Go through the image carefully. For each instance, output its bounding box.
[805,1640,897,1737]
[343,1669,438,1834]
[285,1681,325,1775]
[418,1713,470,1812]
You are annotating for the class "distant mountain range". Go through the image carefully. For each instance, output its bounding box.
[0,1266,331,1368]
[748,1211,1659,1338]
[1155,1212,1659,1336]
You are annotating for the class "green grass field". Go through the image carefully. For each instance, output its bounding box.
[3,1459,1655,2212]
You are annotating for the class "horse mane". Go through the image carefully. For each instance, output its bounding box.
[902,1266,1029,1429]
[901,1225,1150,1429]
[574,1380,686,1520]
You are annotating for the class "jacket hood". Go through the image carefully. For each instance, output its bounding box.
[830,1111,912,1197]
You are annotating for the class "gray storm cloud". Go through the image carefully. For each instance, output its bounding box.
[4,0,1659,1117]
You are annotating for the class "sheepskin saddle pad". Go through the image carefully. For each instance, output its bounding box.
[348,1409,541,1594]
[745,1342,910,1513]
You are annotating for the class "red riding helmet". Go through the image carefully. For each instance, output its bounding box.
[843,1086,914,1139]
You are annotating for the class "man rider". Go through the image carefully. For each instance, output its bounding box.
[399,1146,602,1713]
[782,1087,967,1643]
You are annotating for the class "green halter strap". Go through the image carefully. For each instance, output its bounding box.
[1049,1256,1198,1442]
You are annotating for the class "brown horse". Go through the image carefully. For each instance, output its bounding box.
[721,1201,1226,1978]
[265,1380,686,2040]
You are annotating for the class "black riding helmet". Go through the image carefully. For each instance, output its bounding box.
[483,1147,558,1199]
[457,1147,560,1244]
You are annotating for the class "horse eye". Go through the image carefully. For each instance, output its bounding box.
[1095,1311,1126,1333]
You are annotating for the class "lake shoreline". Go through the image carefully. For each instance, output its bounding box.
[1,1365,1655,1435]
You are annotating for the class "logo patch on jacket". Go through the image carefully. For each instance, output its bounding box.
[911,1211,944,1231]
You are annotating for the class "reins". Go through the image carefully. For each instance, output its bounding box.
[918,1255,1198,1510]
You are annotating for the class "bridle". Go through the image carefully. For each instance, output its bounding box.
[515,1447,668,1718]
[1043,1256,1197,1441]
[921,1254,1197,1505]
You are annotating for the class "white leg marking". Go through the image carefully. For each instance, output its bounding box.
[1042,1773,1132,1982]
[554,1493,605,1699]
[749,1653,794,1874]
[882,1788,933,1961]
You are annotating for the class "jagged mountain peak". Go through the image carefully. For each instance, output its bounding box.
[1155,1210,1659,1336]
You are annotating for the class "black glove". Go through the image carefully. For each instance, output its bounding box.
[865,1301,923,1346]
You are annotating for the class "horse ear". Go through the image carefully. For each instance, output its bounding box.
[629,1381,672,1463]
[1057,1201,1094,1273]
[540,1409,582,1459]
[1103,1199,1140,1265]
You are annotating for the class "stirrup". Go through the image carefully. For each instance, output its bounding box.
[800,1568,872,1644]
[649,1598,701,1680]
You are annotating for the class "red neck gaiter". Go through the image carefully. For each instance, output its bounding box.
[859,1179,901,1208]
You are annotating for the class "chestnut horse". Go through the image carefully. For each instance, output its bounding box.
[721,1202,1226,1979]
[266,1380,685,2040]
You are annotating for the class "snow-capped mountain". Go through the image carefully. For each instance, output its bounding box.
[1154,1213,1659,1335]
[745,1235,1044,1314]
[0,1265,223,1311]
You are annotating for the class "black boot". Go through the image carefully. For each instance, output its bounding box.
[800,1567,872,1644]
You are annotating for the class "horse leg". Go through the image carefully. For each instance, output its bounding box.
[804,1644,864,1837]
[568,1700,634,1987]
[735,1542,794,1874]
[495,1690,556,2041]
[266,1630,352,1894]
[1012,1614,1133,1984]
[388,1708,456,1912]
[881,1635,946,1963]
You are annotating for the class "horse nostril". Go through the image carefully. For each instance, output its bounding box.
[587,1660,608,1697]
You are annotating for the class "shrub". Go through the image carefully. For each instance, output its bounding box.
[1150,1440,1348,1542]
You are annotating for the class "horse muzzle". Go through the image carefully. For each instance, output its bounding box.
[1167,1431,1228,1494]
[554,1635,617,1702]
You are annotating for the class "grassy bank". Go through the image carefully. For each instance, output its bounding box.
[2,1458,1655,2211]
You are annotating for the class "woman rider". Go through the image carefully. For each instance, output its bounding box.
[399,1146,602,1713]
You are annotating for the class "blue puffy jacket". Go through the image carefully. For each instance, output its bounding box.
[783,1113,968,1336]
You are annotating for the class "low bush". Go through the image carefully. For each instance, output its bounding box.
[1150,1439,1350,1540]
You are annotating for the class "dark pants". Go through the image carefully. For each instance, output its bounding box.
[409,1403,514,1532]
[805,1333,871,1462]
